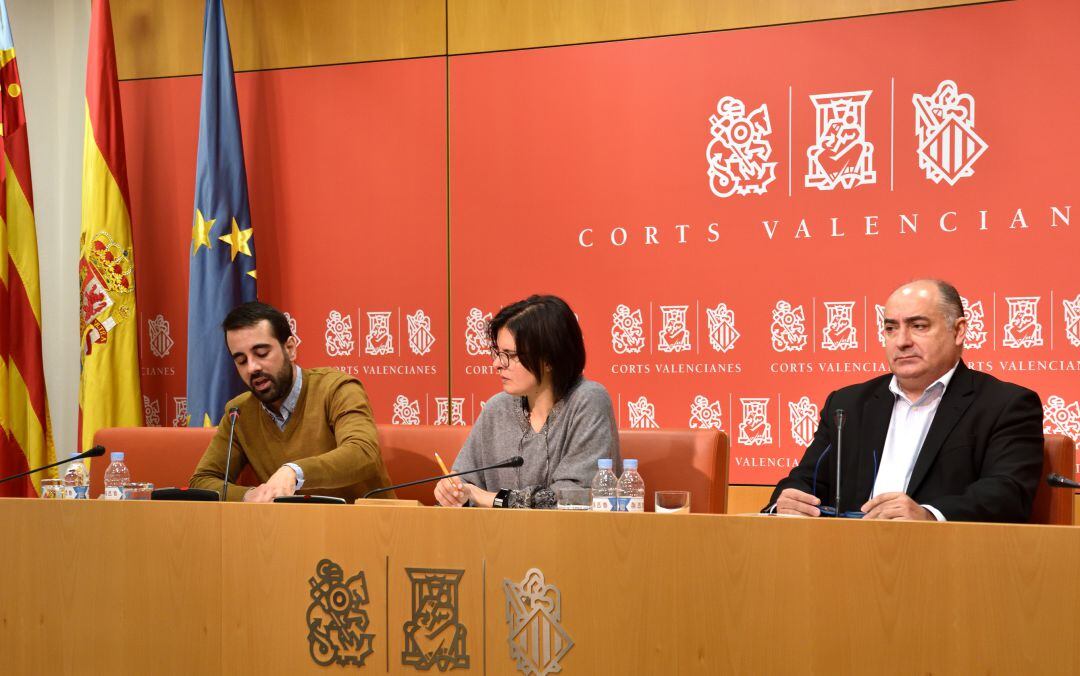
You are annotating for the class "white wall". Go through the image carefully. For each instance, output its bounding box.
[8,0,90,456]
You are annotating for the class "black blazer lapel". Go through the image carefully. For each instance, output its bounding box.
[855,380,894,502]
[906,362,976,495]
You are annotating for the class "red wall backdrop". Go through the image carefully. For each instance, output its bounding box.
[124,0,1080,486]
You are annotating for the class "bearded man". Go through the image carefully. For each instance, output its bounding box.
[189,302,394,502]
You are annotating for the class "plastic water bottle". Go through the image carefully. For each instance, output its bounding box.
[590,458,618,512]
[103,452,131,500]
[61,454,89,499]
[616,458,645,513]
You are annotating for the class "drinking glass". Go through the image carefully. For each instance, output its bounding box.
[40,478,63,499]
[556,487,591,511]
[654,490,690,514]
[122,482,155,500]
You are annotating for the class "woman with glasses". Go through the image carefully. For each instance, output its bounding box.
[434,295,620,508]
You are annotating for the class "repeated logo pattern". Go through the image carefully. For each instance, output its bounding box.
[739,398,772,446]
[1044,395,1080,438]
[788,396,819,448]
[392,395,421,425]
[284,311,301,348]
[143,396,161,427]
[408,310,436,355]
[147,313,174,358]
[1002,297,1043,348]
[706,96,777,197]
[821,301,857,351]
[1063,295,1080,348]
[657,305,691,353]
[402,569,469,671]
[171,397,188,428]
[325,310,355,357]
[465,308,492,356]
[504,569,573,676]
[770,300,808,352]
[805,90,875,190]
[434,397,466,426]
[706,303,739,353]
[306,559,375,668]
[365,311,395,356]
[627,396,659,429]
[961,296,988,350]
[913,80,987,186]
[688,395,723,430]
[611,304,645,354]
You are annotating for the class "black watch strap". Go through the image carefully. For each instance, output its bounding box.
[492,489,512,508]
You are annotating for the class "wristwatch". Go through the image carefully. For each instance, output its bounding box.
[492,489,511,508]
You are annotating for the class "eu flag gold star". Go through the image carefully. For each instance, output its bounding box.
[192,209,215,255]
[218,217,254,261]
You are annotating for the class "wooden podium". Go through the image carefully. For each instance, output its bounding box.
[1,499,1078,674]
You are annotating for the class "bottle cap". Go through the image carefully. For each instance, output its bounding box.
[111,452,124,462]
[623,458,638,469]
[69,452,81,458]
[597,458,613,470]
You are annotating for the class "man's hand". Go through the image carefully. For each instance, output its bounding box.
[242,466,298,503]
[861,492,935,520]
[775,488,822,517]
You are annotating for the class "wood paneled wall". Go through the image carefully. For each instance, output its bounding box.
[112,0,993,80]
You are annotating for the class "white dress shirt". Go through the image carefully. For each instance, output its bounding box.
[871,362,959,521]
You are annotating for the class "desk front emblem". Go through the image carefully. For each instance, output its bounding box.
[306,559,375,667]
[504,568,573,676]
[402,568,469,671]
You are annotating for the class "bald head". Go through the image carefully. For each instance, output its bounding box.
[882,279,967,398]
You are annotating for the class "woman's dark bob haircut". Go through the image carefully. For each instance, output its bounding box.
[488,295,585,401]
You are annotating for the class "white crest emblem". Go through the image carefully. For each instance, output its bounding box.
[738,398,772,446]
[1002,297,1043,348]
[874,304,886,347]
[147,314,174,358]
[627,396,659,429]
[324,310,355,357]
[657,305,691,353]
[434,397,466,426]
[392,395,421,426]
[1043,395,1080,438]
[143,396,161,427]
[961,296,988,350]
[611,304,646,354]
[788,396,819,448]
[821,301,858,351]
[406,310,435,355]
[805,90,876,191]
[504,569,574,676]
[706,96,777,197]
[171,397,188,428]
[770,300,808,352]
[465,308,492,356]
[913,80,987,185]
[688,395,723,430]
[364,311,394,356]
[284,311,301,348]
[1063,295,1080,348]
[706,303,740,353]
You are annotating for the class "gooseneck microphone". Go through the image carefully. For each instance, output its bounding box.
[1047,473,1080,489]
[362,456,525,499]
[220,407,240,502]
[0,445,107,486]
[834,409,846,517]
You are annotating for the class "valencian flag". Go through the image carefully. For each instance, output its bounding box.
[0,1,55,496]
[186,0,257,427]
[79,0,142,451]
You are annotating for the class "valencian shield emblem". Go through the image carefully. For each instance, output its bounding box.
[79,232,135,356]
[788,396,819,448]
[1063,295,1080,348]
[306,559,375,667]
[913,80,987,186]
[402,569,469,671]
[147,313,174,358]
[504,568,574,676]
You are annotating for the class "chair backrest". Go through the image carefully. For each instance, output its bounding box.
[88,424,730,512]
[618,429,728,514]
[1029,434,1075,526]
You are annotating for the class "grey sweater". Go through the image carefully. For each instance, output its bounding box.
[453,378,620,507]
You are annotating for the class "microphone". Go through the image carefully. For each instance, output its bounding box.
[220,407,240,502]
[362,455,525,499]
[834,409,846,517]
[1047,473,1080,489]
[0,445,107,486]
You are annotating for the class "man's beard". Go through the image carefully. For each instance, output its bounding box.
[248,360,294,404]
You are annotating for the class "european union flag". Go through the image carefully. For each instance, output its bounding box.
[186,0,256,427]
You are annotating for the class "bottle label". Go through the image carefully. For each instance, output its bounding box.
[591,497,616,512]
[62,486,76,500]
[104,486,124,500]
[626,497,644,513]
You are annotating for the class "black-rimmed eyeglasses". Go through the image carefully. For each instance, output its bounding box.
[491,349,521,369]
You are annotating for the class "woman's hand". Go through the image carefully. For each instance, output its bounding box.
[434,478,471,507]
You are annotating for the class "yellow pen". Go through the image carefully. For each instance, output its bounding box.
[434,452,460,488]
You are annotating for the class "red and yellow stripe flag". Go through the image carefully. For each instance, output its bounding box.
[0,1,55,496]
[79,0,141,451]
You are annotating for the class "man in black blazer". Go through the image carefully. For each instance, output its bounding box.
[768,280,1043,522]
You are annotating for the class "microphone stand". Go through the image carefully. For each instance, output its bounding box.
[0,446,106,486]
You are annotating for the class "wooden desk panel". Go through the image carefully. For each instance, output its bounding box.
[2,499,1078,674]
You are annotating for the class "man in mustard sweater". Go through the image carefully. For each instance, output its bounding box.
[189,302,395,502]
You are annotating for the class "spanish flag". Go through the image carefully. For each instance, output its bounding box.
[79,0,141,451]
[0,0,55,496]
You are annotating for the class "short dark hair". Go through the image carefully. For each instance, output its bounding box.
[222,301,292,344]
[932,280,964,326]
[488,295,586,401]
